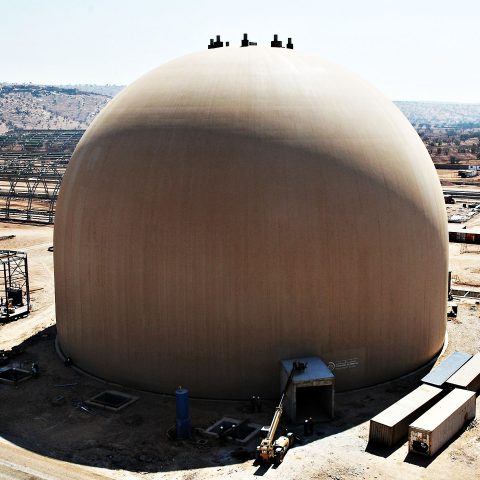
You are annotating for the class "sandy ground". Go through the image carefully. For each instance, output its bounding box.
[438,169,480,186]
[0,220,479,480]
[0,223,55,352]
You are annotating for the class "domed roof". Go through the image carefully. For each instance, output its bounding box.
[54,47,447,398]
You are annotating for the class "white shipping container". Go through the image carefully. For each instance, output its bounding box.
[446,353,480,392]
[408,389,476,456]
[369,384,443,446]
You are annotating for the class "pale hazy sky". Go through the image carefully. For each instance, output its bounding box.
[2,0,479,102]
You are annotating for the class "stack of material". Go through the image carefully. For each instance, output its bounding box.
[369,350,480,453]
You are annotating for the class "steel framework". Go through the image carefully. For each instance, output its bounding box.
[0,129,82,152]
[0,250,30,323]
[0,130,83,223]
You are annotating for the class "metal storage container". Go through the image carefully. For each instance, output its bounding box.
[369,384,443,446]
[421,351,472,387]
[446,353,480,392]
[408,388,476,456]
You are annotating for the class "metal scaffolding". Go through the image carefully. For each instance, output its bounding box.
[0,130,83,223]
[0,129,83,152]
[0,250,30,323]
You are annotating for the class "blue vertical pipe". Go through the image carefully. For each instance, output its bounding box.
[175,387,191,439]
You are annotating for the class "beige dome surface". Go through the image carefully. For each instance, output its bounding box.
[54,47,448,398]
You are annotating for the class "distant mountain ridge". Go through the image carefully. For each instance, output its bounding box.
[0,83,112,133]
[1,83,479,133]
[59,84,124,98]
[395,100,480,128]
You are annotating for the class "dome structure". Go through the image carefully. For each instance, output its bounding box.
[54,46,448,399]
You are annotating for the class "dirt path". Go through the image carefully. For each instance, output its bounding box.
[0,438,119,480]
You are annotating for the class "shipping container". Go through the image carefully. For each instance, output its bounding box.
[408,388,476,456]
[369,384,443,446]
[446,352,480,392]
[422,351,472,387]
[448,226,480,245]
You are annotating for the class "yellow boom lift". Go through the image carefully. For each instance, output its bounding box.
[255,361,305,465]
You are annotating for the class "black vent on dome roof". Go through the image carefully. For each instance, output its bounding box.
[208,35,228,49]
[241,33,257,47]
[271,34,282,48]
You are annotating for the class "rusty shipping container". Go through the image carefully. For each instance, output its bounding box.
[408,388,476,456]
[369,384,443,446]
[448,228,480,245]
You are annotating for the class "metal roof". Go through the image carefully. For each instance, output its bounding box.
[422,351,472,387]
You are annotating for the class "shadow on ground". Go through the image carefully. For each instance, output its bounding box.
[0,325,432,474]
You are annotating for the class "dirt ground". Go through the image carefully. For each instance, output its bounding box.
[0,220,479,480]
[0,223,55,352]
[437,169,480,186]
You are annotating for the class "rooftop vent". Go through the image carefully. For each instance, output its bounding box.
[270,35,294,49]
[207,35,229,49]
[208,34,291,50]
[271,34,282,48]
[241,33,257,47]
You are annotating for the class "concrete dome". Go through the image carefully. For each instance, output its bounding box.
[54,47,448,398]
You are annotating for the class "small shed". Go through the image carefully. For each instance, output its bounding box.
[280,356,334,422]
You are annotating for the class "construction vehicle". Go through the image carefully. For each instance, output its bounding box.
[255,361,306,465]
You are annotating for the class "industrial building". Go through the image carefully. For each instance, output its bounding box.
[54,46,448,399]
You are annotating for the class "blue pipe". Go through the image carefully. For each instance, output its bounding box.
[175,387,191,439]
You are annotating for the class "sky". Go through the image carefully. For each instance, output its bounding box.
[1,0,479,103]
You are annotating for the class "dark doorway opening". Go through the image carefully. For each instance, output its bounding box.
[296,385,334,421]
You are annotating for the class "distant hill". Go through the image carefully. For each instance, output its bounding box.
[395,101,480,128]
[59,84,124,98]
[0,84,112,133]
[1,82,480,133]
